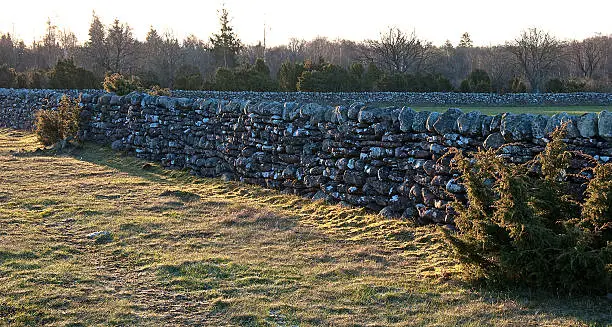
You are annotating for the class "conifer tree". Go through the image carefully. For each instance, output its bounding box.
[209,7,243,69]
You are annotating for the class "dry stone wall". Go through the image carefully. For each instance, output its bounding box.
[1,88,611,224]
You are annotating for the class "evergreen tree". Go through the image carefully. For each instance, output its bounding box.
[48,59,97,89]
[209,7,243,69]
[460,69,492,92]
[278,61,303,91]
[85,12,108,77]
[458,32,473,48]
[0,64,17,88]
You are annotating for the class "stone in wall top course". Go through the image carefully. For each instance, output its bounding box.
[599,111,612,141]
[457,111,484,136]
[545,112,579,138]
[433,108,462,134]
[577,113,598,138]
[2,88,612,141]
[501,113,534,142]
[531,115,549,139]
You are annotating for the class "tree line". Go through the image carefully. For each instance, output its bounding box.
[1,9,611,93]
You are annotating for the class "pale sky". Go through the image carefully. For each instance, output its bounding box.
[1,0,611,47]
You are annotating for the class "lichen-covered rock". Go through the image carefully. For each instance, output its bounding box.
[598,110,612,140]
[358,106,396,124]
[545,112,579,138]
[490,113,503,132]
[531,114,549,139]
[399,107,416,132]
[412,111,430,132]
[577,113,598,138]
[433,108,462,134]
[481,115,494,137]
[250,101,283,116]
[332,105,349,123]
[111,139,123,150]
[483,132,505,150]
[347,102,365,121]
[300,103,327,121]
[379,206,402,218]
[426,112,441,132]
[446,179,465,193]
[500,113,533,141]
[457,110,482,136]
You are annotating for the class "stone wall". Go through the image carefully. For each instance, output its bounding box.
[172,90,612,107]
[1,88,611,224]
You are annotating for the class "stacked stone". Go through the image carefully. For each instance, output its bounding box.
[1,88,611,225]
[0,89,61,130]
[172,90,612,107]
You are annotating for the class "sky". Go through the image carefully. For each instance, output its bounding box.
[0,0,611,47]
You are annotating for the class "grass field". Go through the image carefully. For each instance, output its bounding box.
[410,106,612,116]
[0,128,610,326]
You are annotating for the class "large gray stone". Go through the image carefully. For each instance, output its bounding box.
[300,103,327,119]
[343,170,365,185]
[445,178,466,193]
[457,111,483,136]
[483,132,506,150]
[426,112,441,132]
[597,110,612,140]
[531,115,549,139]
[490,113,503,132]
[282,102,300,121]
[577,113,598,138]
[332,105,349,123]
[545,112,579,138]
[481,115,494,137]
[251,101,283,116]
[412,111,431,132]
[358,106,396,124]
[500,113,533,142]
[433,108,462,134]
[111,139,124,150]
[347,102,365,121]
[109,95,121,106]
[399,107,416,132]
[157,96,176,109]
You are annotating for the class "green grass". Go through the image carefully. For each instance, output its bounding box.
[411,106,611,116]
[0,128,610,326]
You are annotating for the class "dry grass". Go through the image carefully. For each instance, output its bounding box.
[0,128,610,326]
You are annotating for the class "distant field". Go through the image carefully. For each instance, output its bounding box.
[0,129,610,326]
[411,106,611,116]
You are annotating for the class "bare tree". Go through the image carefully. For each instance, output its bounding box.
[287,38,305,62]
[40,18,62,68]
[480,46,519,92]
[570,35,608,78]
[85,12,109,77]
[365,27,432,74]
[508,28,562,92]
[58,29,78,59]
[181,34,213,79]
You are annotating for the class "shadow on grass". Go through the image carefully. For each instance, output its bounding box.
[10,140,612,326]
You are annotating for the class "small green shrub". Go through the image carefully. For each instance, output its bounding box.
[102,73,142,95]
[460,69,492,93]
[35,95,80,146]
[444,127,611,294]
